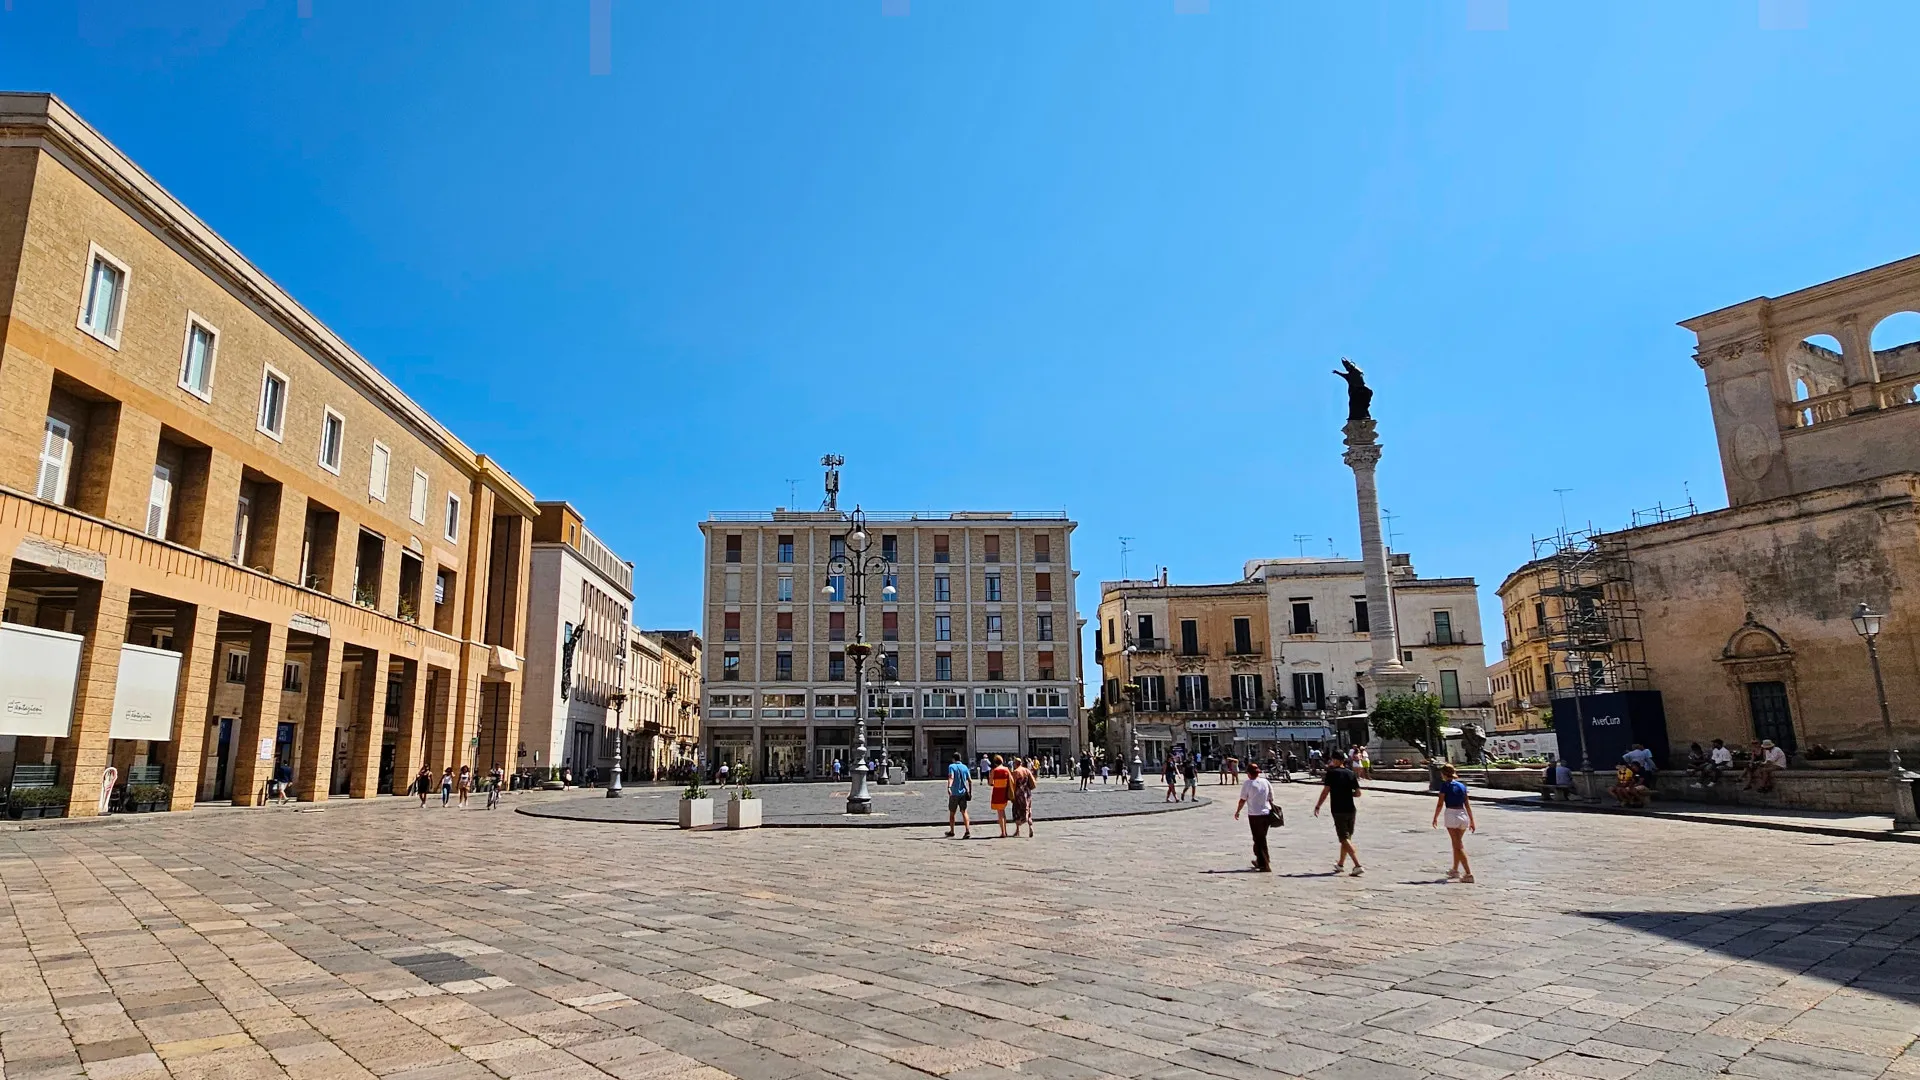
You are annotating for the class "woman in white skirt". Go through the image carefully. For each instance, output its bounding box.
[1431,764,1476,882]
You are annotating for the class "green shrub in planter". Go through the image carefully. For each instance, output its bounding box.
[11,785,69,807]
[127,783,170,808]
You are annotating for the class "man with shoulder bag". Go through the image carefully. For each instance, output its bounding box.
[1233,762,1280,872]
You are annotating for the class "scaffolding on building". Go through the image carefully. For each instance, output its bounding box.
[1530,526,1651,701]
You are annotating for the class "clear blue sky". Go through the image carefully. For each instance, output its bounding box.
[7,1,1919,679]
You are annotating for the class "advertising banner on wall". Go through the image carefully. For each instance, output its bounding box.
[0,623,83,738]
[109,643,182,742]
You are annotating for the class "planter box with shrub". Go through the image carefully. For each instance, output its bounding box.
[8,786,70,820]
[679,781,713,829]
[726,793,762,829]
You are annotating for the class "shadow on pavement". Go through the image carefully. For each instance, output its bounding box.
[1579,895,1920,1002]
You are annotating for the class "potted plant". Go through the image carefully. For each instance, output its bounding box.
[1801,744,1859,769]
[9,786,70,820]
[541,765,565,791]
[679,778,713,829]
[126,783,170,812]
[726,783,761,830]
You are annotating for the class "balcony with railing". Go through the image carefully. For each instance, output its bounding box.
[1421,630,1475,647]
[1175,642,1209,657]
[1223,639,1265,657]
[1285,621,1318,637]
[1133,636,1169,652]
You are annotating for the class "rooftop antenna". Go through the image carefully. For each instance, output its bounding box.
[820,454,844,512]
[1327,537,1338,558]
[783,478,801,507]
[1553,488,1574,535]
[1382,508,1401,551]
[1119,536,1135,581]
[1292,533,1312,558]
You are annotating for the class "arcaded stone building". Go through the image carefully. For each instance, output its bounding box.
[0,94,537,814]
[698,510,1080,779]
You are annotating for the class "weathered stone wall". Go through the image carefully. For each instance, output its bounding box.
[1622,475,1920,757]
[1571,768,1897,815]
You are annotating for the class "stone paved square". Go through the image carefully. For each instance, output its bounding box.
[5,780,1920,1079]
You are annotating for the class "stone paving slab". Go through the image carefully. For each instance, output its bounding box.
[4,779,1920,1079]
[517,778,1211,827]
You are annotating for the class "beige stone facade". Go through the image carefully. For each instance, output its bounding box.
[1095,555,1490,766]
[0,93,537,815]
[1492,556,1557,733]
[698,511,1080,779]
[625,627,702,779]
[1498,253,1920,779]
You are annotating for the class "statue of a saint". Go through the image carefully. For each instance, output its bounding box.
[1333,358,1372,424]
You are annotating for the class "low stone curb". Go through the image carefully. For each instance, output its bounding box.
[1358,781,1920,843]
[515,795,1213,829]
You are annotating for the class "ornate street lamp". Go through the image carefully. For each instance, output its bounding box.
[1852,602,1918,829]
[823,506,896,814]
[607,688,629,798]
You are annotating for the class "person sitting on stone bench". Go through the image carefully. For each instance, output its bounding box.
[1609,762,1653,808]
[1744,739,1787,792]
[1541,757,1575,800]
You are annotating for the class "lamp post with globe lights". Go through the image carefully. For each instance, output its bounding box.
[823,506,896,814]
[1851,601,1919,829]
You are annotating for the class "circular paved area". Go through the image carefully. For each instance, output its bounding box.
[515,776,1210,826]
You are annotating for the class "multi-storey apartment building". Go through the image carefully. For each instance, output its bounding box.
[0,94,537,814]
[626,627,702,779]
[655,629,702,770]
[1493,556,1557,733]
[521,502,633,781]
[698,510,1079,779]
[1095,554,1490,765]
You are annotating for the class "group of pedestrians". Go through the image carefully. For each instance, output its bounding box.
[944,753,1038,839]
[1162,756,1199,801]
[411,763,507,809]
[1233,756,1477,881]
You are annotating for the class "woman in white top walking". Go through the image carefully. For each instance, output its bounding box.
[1233,763,1276,872]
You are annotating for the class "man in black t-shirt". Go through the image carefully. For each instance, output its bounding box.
[1313,758,1364,877]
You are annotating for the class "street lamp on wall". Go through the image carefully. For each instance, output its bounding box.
[1852,601,1917,829]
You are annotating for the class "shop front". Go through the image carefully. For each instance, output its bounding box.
[708,727,753,781]
[761,728,806,782]
[813,726,851,777]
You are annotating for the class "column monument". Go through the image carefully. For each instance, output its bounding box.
[1336,359,1420,707]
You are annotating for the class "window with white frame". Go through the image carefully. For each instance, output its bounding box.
[282,662,304,693]
[1027,687,1069,719]
[318,407,345,474]
[37,417,72,503]
[368,442,390,502]
[177,316,217,401]
[257,366,288,439]
[974,689,1018,718]
[409,469,429,523]
[444,493,461,541]
[225,649,249,684]
[78,244,129,347]
[922,689,966,718]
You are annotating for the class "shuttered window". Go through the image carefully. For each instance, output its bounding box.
[410,470,429,523]
[145,464,172,539]
[369,442,390,501]
[37,417,72,503]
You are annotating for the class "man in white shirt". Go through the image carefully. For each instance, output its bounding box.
[1233,763,1276,872]
[1707,739,1732,786]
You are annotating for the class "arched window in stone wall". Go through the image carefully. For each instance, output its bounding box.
[1871,311,1920,394]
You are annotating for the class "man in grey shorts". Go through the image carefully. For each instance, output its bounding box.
[945,753,973,839]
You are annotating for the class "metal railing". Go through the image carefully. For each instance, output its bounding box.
[1176,642,1208,657]
[1223,640,1265,656]
[1286,621,1318,636]
[1133,636,1169,652]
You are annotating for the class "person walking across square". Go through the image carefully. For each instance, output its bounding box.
[988,755,1013,837]
[1313,753,1364,877]
[944,753,973,839]
[1433,764,1476,881]
[1233,763,1276,872]
[1011,757,1036,837]
[1180,755,1198,802]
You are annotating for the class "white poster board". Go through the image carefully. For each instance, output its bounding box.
[0,623,82,738]
[109,643,181,742]
[974,726,1020,753]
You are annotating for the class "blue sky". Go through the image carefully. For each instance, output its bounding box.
[6,1,1919,679]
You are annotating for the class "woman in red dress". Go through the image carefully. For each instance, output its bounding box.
[987,755,1013,837]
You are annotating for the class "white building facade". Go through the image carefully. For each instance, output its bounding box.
[521,502,634,780]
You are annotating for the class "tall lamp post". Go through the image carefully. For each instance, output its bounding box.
[1852,602,1918,829]
[606,688,628,797]
[824,506,897,814]
[1121,605,1144,790]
